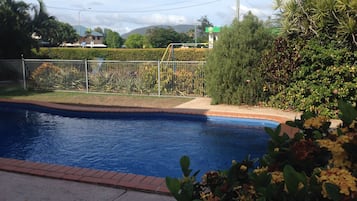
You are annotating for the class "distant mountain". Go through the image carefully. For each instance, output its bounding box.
[122,24,195,38]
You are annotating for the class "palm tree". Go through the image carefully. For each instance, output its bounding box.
[31,0,57,45]
[0,0,34,58]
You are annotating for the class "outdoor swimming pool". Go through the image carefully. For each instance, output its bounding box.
[0,102,278,178]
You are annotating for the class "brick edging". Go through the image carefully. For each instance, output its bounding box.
[0,158,170,195]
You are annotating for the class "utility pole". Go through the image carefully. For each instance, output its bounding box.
[236,0,240,21]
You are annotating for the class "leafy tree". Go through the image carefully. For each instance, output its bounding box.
[94,27,104,34]
[124,33,145,48]
[104,29,123,48]
[145,27,182,48]
[197,16,213,43]
[205,12,274,105]
[55,21,78,44]
[0,0,34,58]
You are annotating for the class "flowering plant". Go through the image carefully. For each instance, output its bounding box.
[166,101,357,201]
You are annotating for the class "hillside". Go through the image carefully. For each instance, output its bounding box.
[122,24,195,38]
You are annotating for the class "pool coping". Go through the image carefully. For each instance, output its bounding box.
[0,98,296,196]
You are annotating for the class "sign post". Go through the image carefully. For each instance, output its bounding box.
[205,26,220,48]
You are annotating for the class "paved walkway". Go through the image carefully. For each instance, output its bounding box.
[0,171,174,201]
[0,97,303,201]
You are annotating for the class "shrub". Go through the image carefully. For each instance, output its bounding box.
[269,64,357,118]
[266,37,357,118]
[205,12,274,105]
[259,37,302,97]
[29,62,85,91]
[30,48,208,61]
[166,101,357,201]
[29,62,63,90]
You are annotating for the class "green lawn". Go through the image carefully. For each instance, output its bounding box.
[0,85,193,108]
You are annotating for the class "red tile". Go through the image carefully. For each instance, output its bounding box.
[142,176,156,184]
[95,178,119,186]
[63,167,81,174]
[0,165,17,171]
[101,171,117,179]
[150,178,165,186]
[43,171,65,178]
[80,176,105,184]
[121,173,137,182]
[92,170,108,178]
[61,174,82,181]
[28,169,48,176]
[81,169,100,177]
[73,168,92,176]
[111,172,127,181]
[55,166,73,173]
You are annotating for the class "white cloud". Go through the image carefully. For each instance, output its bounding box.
[138,14,189,26]
[23,0,276,34]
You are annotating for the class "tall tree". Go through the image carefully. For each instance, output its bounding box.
[124,34,145,48]
[31,0,55,41]
[205,12,274,105]
[145,27,182,48]
[0,0,33,58]
[104,29,123,48]
[197,16,214,43]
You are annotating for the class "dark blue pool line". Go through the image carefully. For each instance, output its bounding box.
[0,101,279,128]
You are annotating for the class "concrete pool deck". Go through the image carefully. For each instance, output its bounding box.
[0,97,303,200]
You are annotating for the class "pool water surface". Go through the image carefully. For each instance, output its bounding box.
[0,103,278,178]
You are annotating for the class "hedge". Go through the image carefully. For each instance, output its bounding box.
[30,48,208,61]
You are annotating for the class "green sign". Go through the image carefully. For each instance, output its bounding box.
[205,26,220,33]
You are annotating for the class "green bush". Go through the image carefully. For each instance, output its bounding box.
[269,64,357,117]
[29,62,85,91]
[267,39,357,118]
[259,37,302,97]
[30,48,208,61]
[205,12,274,105]
[166,101,357,201]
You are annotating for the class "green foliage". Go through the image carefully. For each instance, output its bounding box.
[267,37,357,118]
[269,63,357,118]
[262,0,357,117]
[0,0,34,58]
[259,37,302,97]
[27,61,205,96]
[275,0,357,50]
[124,34,146,48]
[104,29,123,48]
[165,156,200,201]
[205,12,275,105]
[31,47,208,61]
[146,27,187,48]
[28,62,85,91]
[196,16,214,43]
[167,101,357,201]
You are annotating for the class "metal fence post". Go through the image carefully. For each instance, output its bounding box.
[21,55,27,90]
[158,60,161,96]
[84,59,89,93]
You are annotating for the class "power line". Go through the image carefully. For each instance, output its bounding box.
[47,0,222,14]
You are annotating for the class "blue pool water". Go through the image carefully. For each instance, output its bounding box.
[0,102,278,178]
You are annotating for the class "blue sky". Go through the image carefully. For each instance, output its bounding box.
[23,0,277,34]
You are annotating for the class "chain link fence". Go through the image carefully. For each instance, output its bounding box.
[0,59,205,96]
